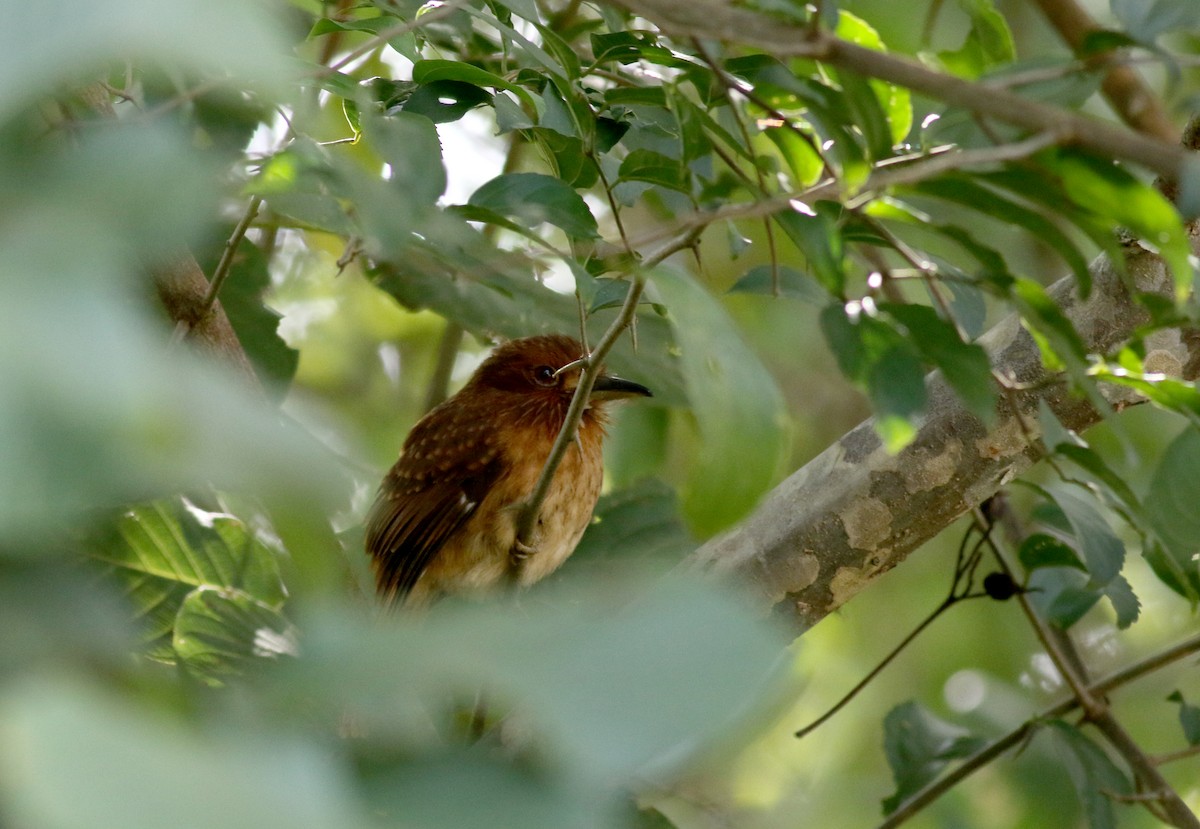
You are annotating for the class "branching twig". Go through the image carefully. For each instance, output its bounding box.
[878,631,1200,828]
[610,0,1189,181]
[984,513,1200,829]
[622,132,1062,254]
[795,520,993,739]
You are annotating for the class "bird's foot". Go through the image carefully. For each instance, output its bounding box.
[510,539,537,565]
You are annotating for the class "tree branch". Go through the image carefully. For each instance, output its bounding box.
[686,230,1199,630]
[1027,0,1177,143]
[878,631,1200,828]
[610,0,1190,180]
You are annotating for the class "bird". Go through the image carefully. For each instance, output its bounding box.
[365,334,652,606]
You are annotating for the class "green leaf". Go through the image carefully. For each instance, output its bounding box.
[881,702,985,815]
[1048,148,1193,302]
[937,0,1016,78]
[412,58,537,109]
[651,266,788,536]
[764,125,825,187]
[1046,720,1132,829]
[908,176,1092,294]
[201,239,298,397]
[1102,573,1140,629]
[772,204,845,296]
[1011,277,1089,369]
[834,11,912,144]
[729,264,830,303]
[882,303,996,424]
[1019,533,1085,572]
[172,588,296,684]
[86,498,286,661]
[280,576,786,783]
[1112,0,1200,43]
[0,678,367,829]
[469,172,599,239]
[1028,567,1100,629]
[0,0,288,123]
[373,233,685,404]
[1143,427,1200,598]
[400,79,491,123]
[618,148,692,193]
[1167,691,1200,746]
[1050,487,1125,586]
[868,346,928,452]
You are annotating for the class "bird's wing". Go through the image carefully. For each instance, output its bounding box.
[365,403,502,600]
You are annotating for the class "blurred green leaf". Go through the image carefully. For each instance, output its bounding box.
[907,175,1092,295]
[773,204,846,296]
[651,266,788,535]
[1143,427,1200,599]
[1047,149,1192,302]
[567,478,696,573]
[0,677,367,829]
[469,172,599,239]
[1046,720,1132,829]
[1027,567,1101,629]
[821,304,927,452]
[835,11,912,144]
[362,109,447,206]
[881,701,986,815]
[937,0,1016,78]
[1112,0,1200,43]
[0,0,287,122]
[280,577,786,783]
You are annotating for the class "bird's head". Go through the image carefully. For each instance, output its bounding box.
[470,334,652,408]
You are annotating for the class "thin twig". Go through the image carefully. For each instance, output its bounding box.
[877,631,1200,828]
[796,519,992,739]
[510,225,698,554]
[172,195,263,344]
[622,132,1062,255]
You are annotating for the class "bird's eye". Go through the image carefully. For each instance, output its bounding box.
[532,365,557,387]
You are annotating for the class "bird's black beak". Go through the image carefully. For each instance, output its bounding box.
[591,375,653,401]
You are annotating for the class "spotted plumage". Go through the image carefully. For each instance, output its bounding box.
[365,334,651,606]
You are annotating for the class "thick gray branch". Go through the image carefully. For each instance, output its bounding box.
[687,234,1199,631]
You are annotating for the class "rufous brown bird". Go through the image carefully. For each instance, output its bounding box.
[365,334,652,606]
